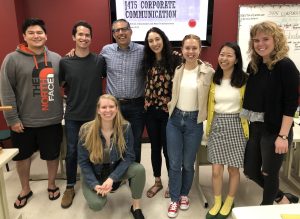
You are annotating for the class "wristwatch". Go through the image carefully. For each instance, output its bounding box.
[278,134,288,140]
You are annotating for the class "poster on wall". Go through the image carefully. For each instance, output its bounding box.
[110,0,214,46]
[238,4,300,71]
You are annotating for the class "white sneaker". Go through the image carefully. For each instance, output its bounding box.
[167,201,179,218]
[179,196,190,210]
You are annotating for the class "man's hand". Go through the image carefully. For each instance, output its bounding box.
[11,122,24,133]
[65,48,75,57]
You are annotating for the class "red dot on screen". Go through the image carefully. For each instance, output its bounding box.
[188,19,197,28]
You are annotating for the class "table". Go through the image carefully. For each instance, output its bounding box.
[0,148,21,219]
[232,203,300,219]
[281,119,300,188]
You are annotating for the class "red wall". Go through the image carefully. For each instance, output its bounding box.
[0,0,299,129]
[0,0,19,63]
[0,0,19,130]
[15,0,112,56]
[12,0,300,65]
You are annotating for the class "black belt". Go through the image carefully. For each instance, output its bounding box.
[117,96,144,104]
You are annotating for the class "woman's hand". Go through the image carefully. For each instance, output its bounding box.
[275,137,288,154]
[94,185,102,195]
[95,178,114,196]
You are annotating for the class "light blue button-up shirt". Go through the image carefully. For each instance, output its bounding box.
[100,42,145,99]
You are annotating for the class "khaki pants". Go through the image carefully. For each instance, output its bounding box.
[82,162,145,211]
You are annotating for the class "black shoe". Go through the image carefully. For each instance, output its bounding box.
[215,203,234,219]
[275,193,299,204]
[206,211,217,219]
[206,202,223,219]
[130,205,145,219]
[284,193,299,203]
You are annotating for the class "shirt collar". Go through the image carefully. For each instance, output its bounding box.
[116,41,133,51]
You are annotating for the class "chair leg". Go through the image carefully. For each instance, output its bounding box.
[5,163,9,172]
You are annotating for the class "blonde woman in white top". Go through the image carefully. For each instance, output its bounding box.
[166,34,214,218]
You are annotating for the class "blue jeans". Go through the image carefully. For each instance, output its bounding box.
[166,108,203,202]
[65,120,88,186]
[119,99,145,163]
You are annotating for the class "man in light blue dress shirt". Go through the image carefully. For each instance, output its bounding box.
[100,19,145,163]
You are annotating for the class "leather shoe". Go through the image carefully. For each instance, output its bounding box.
[284,193,299,203]
[275,193,299,204]
[130,205,145,219]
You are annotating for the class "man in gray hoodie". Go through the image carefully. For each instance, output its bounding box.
[0,18,63,208]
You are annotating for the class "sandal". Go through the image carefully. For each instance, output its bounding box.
[146,180,163,198]
[48,187,60,201]
[14,191,33,209]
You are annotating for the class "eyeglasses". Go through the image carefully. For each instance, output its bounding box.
[112,26,130,33]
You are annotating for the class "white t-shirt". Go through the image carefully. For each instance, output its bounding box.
[176,67,198,111]
[215,79,240,113]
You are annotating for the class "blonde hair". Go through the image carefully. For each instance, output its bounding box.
[182,34,202,48]
[247,21,289,73]
[79,94,128,164]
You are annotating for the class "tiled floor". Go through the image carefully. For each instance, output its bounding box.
[4,143,300,219]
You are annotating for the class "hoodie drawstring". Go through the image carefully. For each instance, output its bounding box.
[32,51,48,69]
[33,56,39,69]
[17,43,48,69]
[44,52,48,67]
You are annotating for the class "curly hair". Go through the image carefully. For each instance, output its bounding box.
[79,94,128,164]
[142,27,175,74]
[247,21,289,73]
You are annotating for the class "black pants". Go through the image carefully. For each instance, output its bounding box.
[119,98,145,163]
[145,106,169,177]
[244,122,292,205]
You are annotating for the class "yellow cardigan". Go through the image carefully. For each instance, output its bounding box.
[205,82,249,139]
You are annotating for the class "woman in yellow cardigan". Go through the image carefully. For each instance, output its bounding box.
[205,42,248,219]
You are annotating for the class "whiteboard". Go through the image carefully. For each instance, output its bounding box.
[238,4,300,71]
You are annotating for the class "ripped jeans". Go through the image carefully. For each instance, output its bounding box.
[243,122,293,205]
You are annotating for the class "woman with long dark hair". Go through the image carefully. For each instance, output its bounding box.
[142,27,181,199]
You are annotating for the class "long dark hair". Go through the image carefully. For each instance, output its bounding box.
[213,42,247,88]
[142,27,175,74]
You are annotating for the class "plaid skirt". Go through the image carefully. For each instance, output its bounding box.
[207,113,247,168]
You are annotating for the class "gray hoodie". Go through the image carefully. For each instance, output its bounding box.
[0,44,63,127]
